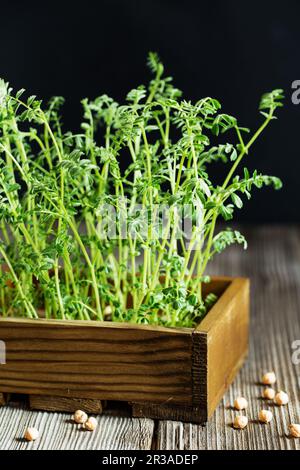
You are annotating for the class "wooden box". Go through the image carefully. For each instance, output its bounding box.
[0,276,249,423]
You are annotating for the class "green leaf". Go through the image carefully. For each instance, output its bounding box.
[259,89,284,114]
[231,193,243,209]
[230,148,238,161]
[0,53,283,327]
[219,204,234,220]
[212,229,247,255]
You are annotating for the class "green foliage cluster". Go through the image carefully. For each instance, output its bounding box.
[0,54,283,326]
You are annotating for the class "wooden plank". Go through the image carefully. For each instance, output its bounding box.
[0,392,7,406]
[0,319,193,405]
[156,226,300,450]
[132,402,206,424]
[132,331,208,423]
[29,395,105,414]
[201,278,250,418]
[0,402,154,450]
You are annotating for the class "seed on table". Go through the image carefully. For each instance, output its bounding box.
[24,427,39,441]
[73,409,88,424]
[258,409,273,423]
[84,417,98,431]
[274,391,289,406]
[289,424,300,438]
[234,397,248,410]
[262,387,275,400]
[233,415,248,429]
[261,371,276,385]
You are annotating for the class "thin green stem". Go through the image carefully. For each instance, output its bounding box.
[0,244,37,318]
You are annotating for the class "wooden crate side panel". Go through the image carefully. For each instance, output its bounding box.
[201,277,231,298]
[0,320,193,405]
[29,395,104,414]
[191,330,207,419]
[131,333,208,424]
[132,402,207,424]
[205,278,250,417]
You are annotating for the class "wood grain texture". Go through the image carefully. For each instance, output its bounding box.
[132,402,207,424]
[29,395,105,414]
[0,319,193,405]
[0,401,154,450]
[201,278,250,418]
[0,277,248,420]
[0,392,7,406]
[0,225,300,449]
[157,226,300,450]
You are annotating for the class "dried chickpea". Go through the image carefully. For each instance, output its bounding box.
[84,417,98,431]
[259,409,273,424]
[289,424,300,438]
[261,371,276,385]
[24,427,39,441]
[234,397,248,411]
[233,415,248,429]
[73,409,88,424]
[262,388,275,400]
[274,391,289,406]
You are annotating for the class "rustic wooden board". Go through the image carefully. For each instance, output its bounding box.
[0,226,300,449]
[0,401,154,450]
[156,226,300,450]
[0,319,193,405]
[199,277,250,418]
[29,395,105,414]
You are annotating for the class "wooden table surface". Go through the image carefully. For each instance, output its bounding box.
[0,225,300,450]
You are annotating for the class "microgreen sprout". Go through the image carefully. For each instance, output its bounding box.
[0,54,283,327]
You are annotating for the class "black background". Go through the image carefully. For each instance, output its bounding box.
[0,0,299,222]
